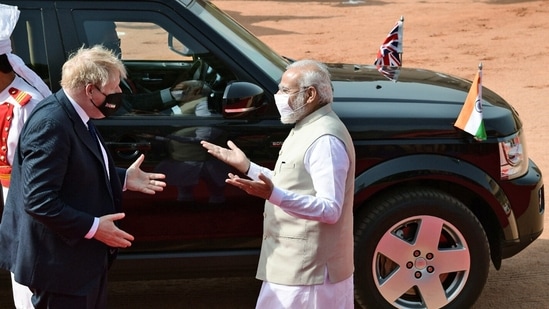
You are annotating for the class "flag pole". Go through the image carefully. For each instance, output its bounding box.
[475,62,485,141]
[399,16,404,65]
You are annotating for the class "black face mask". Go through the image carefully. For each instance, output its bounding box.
[92,86,123,117]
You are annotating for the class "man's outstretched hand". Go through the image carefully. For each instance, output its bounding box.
[126,154,166,194]
[201,140,250,174]
[94,213,134,248]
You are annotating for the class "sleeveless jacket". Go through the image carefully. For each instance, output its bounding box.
[256,104,356,285]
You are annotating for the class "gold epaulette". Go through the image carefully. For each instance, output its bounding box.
[9,87,32,106]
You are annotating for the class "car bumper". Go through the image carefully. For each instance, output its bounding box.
[501,159,544,259]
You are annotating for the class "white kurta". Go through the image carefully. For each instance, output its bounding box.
[248,134,354,309]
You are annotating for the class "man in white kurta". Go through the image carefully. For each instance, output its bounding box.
[202,59,355,308]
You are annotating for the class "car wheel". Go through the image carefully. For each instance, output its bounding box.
[354,188,490,309]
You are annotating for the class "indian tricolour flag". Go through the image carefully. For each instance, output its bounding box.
[454,66,487,141]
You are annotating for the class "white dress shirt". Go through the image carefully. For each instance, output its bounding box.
[247,134,349,224]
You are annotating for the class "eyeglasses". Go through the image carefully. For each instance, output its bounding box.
[277,86,309,95]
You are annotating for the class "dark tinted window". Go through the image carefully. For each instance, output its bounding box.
[11,9,51,89]
[79,17,234,117]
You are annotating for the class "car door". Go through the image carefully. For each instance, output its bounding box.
[52,3,289,254]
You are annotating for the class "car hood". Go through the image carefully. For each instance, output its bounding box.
[327,63,521,139]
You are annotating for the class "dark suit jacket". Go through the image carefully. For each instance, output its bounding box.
[118,80,175,114]
[0,89,126,296]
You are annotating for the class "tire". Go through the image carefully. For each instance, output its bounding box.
[354,188,490,309]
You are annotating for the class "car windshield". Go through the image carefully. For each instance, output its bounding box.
[188,0,289,83]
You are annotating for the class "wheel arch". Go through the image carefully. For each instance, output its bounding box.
[353,154,514,268]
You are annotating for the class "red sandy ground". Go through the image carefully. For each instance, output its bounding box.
[212,0,549,307]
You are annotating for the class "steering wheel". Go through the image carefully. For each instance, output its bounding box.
[189,58,207,81]
[171,57,208,88]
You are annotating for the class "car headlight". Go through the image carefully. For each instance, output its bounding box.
[499,132,528,180]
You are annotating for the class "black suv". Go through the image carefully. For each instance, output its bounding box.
[1,0,544,308]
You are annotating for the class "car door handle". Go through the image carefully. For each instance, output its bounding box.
[106,142,151,151]
[105,142,152,160]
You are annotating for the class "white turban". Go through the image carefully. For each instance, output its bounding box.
[0,4,51,97]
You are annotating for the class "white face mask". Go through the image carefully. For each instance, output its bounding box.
[274,93,296,124]
[275,90,310,124]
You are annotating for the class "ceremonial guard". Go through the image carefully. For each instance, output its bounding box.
[0,3,52,308]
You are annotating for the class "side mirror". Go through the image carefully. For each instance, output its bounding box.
[168,34,193,56]
[222,82,266,118]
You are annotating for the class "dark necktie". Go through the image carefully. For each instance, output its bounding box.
[87,121,100,149]
[88,121,111,179]
[88,121,105,162]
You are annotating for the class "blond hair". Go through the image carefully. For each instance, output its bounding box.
[60,45,126,90]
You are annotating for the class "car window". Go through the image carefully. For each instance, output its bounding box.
[11,9,51,90]
[81,18,234,117]
[84,21,194,62]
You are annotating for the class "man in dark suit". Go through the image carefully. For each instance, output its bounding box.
[0,45,166,309]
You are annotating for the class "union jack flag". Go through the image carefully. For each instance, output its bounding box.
[374,17,404,67]
[376,66,401,82]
